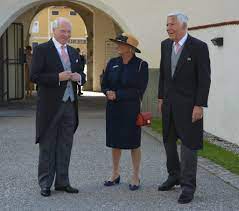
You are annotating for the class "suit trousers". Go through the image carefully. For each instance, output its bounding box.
[164,113,198,194]
[38,100,76,189]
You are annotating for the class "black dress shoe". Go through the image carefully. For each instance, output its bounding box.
[178,193,194,204]
[55,185,79,193]
[158,178,180,191]
[40,188,51,197]
[104,176,120,186]
[129,180,140,191]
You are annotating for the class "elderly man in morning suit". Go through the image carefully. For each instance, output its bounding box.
[31,17,86,197]
[158,12,211,204]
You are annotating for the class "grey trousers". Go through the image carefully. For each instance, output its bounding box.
[38,101,76,189]
[164,115,198,195]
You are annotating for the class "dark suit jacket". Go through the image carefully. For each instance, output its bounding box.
[158,35,211,150]
[30,39,86,143]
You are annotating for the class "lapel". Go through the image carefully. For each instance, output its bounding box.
[67,45,75,72]
[48,39,64,73]
[165,39,173,79]
[173,35,192,79]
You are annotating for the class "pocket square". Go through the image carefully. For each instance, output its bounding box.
[187,57,192,61]
[76,59,79,63]
[113,65,119,68]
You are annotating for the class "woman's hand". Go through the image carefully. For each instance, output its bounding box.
[106,91,116,101]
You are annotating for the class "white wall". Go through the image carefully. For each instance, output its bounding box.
[190,26,239,145]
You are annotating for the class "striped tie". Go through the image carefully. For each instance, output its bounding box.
[175,42,181,54]
[61,45,70,65]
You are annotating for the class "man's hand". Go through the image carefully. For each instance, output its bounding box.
[158,99,163,115]
[70,72,81,82]
[59,71,71,81]
[106,91,116,101]
[192,106,203,123]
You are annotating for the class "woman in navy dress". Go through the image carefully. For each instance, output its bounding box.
[101,33,148,190]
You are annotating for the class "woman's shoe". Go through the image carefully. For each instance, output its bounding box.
[129,180,140,191]
[104,176,120,186]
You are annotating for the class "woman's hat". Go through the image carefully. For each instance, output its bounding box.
[110,33,141,53]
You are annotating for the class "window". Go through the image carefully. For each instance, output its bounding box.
[32,21,39,33]
[70,11,77,16]
[68,39,87,44]
[52,11,59,15]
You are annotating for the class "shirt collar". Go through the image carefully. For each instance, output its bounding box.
[174,33,188,47]
[52,37,67,49]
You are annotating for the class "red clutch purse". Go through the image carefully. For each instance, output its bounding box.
[136,112,152,127]
[135,60,152,127]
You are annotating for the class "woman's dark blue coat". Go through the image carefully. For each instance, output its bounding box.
[101,55,148,149]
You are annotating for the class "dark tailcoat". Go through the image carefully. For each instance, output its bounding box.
[158,35,211,150]
[30,39,86,143]
[101,55,148,149]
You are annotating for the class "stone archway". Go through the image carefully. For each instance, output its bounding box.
[20,1,94,91]
[0,0,129,36]
[0,0,125,98]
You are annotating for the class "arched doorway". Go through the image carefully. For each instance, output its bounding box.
[0,0,124,102]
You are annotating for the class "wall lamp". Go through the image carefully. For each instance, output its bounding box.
[211,37,223,47]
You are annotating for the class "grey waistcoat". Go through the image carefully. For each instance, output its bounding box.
[60,56,75,102]
[171,45,184,77]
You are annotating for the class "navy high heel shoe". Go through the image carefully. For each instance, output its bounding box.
[129,179,140,191]
[104,176,120,186]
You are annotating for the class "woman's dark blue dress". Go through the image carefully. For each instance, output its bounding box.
[101,55,148,149]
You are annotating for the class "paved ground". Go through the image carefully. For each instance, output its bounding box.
[0,92,239,210]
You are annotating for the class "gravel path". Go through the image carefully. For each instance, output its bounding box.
[0,93,239,210]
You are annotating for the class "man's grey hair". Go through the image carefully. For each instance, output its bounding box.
[167,12,189,26]
[52,17,72,30]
